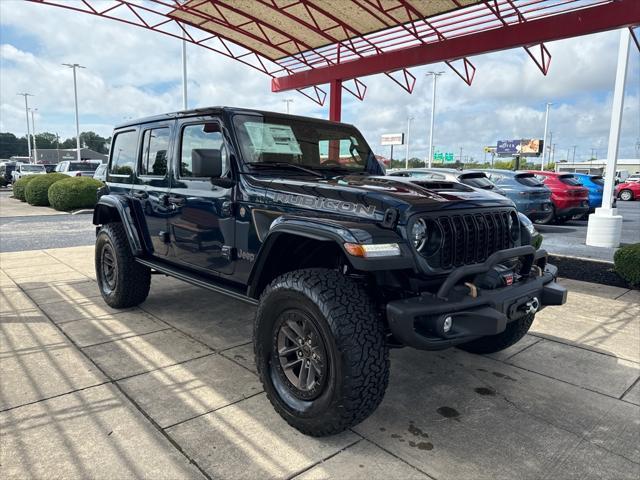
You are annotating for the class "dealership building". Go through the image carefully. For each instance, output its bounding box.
[555,158,640,176]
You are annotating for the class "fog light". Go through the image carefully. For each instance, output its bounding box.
[443,316,453,333]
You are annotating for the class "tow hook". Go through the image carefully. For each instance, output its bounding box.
[525,297,540,314]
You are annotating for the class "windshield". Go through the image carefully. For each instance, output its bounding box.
[22,165,45,172]
[70,162,99,171]
[460,174,494,189]
[515,173,544,187]
[233,114,374,173]
[559,174,582,186]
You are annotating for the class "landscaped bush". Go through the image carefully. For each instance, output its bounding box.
[25,173,68,206]
[614,243,640,286]
[12,175,38,201]
[48,176,104,211]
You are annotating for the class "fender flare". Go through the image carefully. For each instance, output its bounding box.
[93,194,144,255]
[246,215,413,298]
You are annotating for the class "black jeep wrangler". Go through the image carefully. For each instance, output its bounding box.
[93,107,566,436]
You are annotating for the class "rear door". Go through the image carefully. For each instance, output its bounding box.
[131,121,174,257]
[167,117,235,275]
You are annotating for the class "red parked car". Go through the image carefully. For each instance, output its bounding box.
[615,181,640,201]
[528,171,589,223]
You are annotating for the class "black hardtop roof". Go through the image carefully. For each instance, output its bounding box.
[114,106,356,130]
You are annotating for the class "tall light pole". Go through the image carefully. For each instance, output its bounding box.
[283,98,294,114]
[405,116,414,169]
[30,108,38,163]
[62,63,86,162]
[426,71,444,168]
[572,145,577,162]
[541,102,552,171]
[17,93,33,162]
[181,33,188,110]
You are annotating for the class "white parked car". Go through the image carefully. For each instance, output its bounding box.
[93,164,107,182]
[626,173,640,183]
[55,160,102,177]
[11,163,46,182]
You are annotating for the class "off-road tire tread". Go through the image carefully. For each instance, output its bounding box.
[96,222,150,308]
[255,268,389,437]
[457,313,535,354]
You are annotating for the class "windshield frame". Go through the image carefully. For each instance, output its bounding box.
[231,113,378,175]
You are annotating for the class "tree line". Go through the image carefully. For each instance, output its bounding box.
[0,131,111,159]
[386,156,554,171]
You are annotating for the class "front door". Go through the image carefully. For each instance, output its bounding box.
[167,118,235,275]
[131,121,173,257]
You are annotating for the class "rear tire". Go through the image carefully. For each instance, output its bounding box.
[95,222,151,308]
[457,313,535,354]
[619,189,634,201]
[254,268,389,437]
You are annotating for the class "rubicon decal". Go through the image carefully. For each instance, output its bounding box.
[271,192,376,218]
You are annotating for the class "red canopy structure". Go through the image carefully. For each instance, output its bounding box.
[28,0,640,120]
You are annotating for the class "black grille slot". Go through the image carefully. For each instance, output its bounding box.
[427,209,514,271]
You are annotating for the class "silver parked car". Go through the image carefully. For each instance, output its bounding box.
[387,167,507,196]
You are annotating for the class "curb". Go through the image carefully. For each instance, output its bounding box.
[71,209,94,215]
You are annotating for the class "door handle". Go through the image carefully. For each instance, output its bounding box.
[133,190,149,200]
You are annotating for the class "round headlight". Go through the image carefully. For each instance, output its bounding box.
[411,218,427,250]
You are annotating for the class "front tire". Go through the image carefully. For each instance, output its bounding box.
[457,313,535,354]
[95,222,151,308]
[254,269,389,437]
[619,189,634,201]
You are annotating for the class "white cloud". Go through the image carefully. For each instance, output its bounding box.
[0,0,638,162]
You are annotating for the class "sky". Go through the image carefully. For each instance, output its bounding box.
[1,0,639,163]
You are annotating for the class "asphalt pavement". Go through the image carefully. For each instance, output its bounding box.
[537,201,640,261]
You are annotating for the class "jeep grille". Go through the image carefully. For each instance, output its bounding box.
[416,209,516,270]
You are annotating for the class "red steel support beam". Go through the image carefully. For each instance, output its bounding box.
[329,79,342,122]
[272,0,640,92]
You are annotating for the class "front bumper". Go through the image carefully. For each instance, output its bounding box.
[386,246,567,350]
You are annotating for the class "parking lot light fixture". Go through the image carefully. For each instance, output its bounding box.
[30,108,38,163]
[17,93,33,162]
[426,71,444,168]
[62,63,86,162]
[542,102,552,170]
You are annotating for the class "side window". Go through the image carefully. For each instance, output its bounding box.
[180,123,227,178]
[139,128,169,177]
[109,130,138,175]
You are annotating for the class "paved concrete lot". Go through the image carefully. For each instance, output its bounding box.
[538,201,640,261]
[1,246,639,480]
[0,189,67,218]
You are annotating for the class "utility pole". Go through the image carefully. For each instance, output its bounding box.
[459,147,463,166]
[572,145,577,162]
[30,108,38,163]
[62,63,86,162]
[17,93,33,162]
[426,71,444,168]
[283,99,294,114]
[551,144,556,165]
[405,116,414,169]
[541,102,552,171]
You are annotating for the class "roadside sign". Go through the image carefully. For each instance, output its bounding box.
[381,133,404,146]
[444,152,454,163]
[496,139,542,157]
[434,152,454,162]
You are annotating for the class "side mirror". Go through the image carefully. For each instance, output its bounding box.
[191,149,222,178]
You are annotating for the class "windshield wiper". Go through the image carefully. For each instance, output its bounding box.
[246,162,324,178]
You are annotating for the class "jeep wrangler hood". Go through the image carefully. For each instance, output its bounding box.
[263,174,513,222]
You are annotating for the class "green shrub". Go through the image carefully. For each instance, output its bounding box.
[25,173,68,206]
[48,176,104,211]
[614,243,640,286]
[12,175,38,201]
